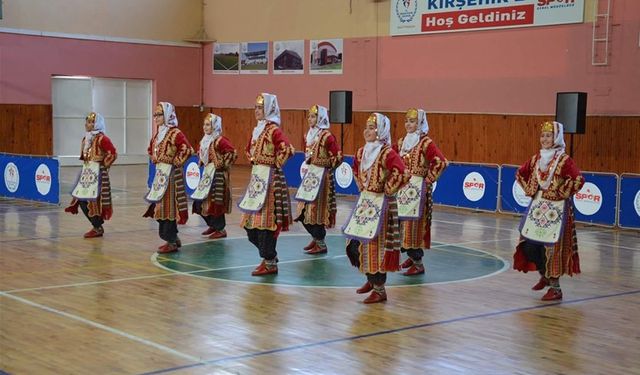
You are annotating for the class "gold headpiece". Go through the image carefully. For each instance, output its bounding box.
[540,121,554,133]
[256,94,264,106]
[86,112,97,122]
[205,113,215,123]
[367,114,377,126]
[406,108,418,119]
[309,105,318,115]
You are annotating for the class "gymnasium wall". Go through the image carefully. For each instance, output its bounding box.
[0,0,202,42]
[0,31,202,155]
[197,0,639,173]
[203,0,639,114]
[1,0,638,174]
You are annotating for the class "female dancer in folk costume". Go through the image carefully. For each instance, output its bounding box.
[513,121,584,301]
[294,105,342,254]
[394,109,448,276]
[239,93,295,276]
[65,112,117,238]
[143,102,194,254]
[344,113,409,304]
[192,113,237,239]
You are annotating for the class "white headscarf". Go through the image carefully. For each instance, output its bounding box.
[252,93,281,142]
[537,121,567,189]
[305,105,330,147]
[199,113,222,164]
[83,112,106,153]
[155,101,179,147]
[361,113,391,173]
[400,108,429,156]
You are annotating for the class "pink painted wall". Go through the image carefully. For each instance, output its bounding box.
[204,1,639,115]
[0,32,201,106]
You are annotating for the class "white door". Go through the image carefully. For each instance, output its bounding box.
[52,76,152,166]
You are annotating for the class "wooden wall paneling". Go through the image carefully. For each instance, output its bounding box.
[168,108,639,174]
[174,106,208,151]
[0,104,53,155]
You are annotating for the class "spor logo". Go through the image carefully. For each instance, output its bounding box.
[634,190,640,217]
[573,182,603,216]
[185,162,201,190]
[335,162,353,189]
[4,162,20,193]
[462,172,485,202]
[35,164,52,195]
[396,0,418,23]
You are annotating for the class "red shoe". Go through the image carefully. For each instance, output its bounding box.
[403,264,425,276]
[201,227,216,236]
[251,263,278,276]
[303,240,316,251]
[541,288,563,301]
[532,276,549,291]
[158,243,179,254]
[401,258,414,269]
[158,242,168,250]
[356,281,373,294]
[208,230,227,239]
[363,290,387,304]
[83,228,103,238]
[305,244,327,255]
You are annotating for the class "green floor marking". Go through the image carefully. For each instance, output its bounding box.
[154,234,507,287]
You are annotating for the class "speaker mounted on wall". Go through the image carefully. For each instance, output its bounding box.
[555,92,587,134]
[329,91,352,124]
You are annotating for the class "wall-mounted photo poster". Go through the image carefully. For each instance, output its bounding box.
[310,39,343,75]
[213,43,240,74]
[240,42,269,74]
[273,40,304,75]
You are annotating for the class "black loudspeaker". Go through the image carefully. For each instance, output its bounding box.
[329,91,352,123]
[555,92,587,134]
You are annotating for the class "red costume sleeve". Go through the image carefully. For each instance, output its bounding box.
[324,133,343,168]
[216,136,238,168]
[392,140,400,154]
[425,141,447,183]
[172,130,194,167]
[147,135,155,158]
[79,139,85,161]
[516,155,536,193]
[384,148,409,195]
[272,127,295,168]
[352,148,363,192]
[557,156,585,199]
[99,135,118,168]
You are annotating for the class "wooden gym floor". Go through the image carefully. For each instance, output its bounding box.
[1,164,639,375]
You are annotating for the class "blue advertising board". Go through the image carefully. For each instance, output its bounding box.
[432,162,500,212]
[572,172,618,227]
[499,164,531,215]
[0,153,60,204]
[618,174,640,230]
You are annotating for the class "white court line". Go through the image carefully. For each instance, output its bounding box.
[432,219,520,233]
[577,239,640,252]
[4,272,182,294]
[5,235,515,293]
[151,235,513,288]
[0,291,202,363]
[431,237,515,249]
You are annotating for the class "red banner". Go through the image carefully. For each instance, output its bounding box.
[421,4,534,32]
